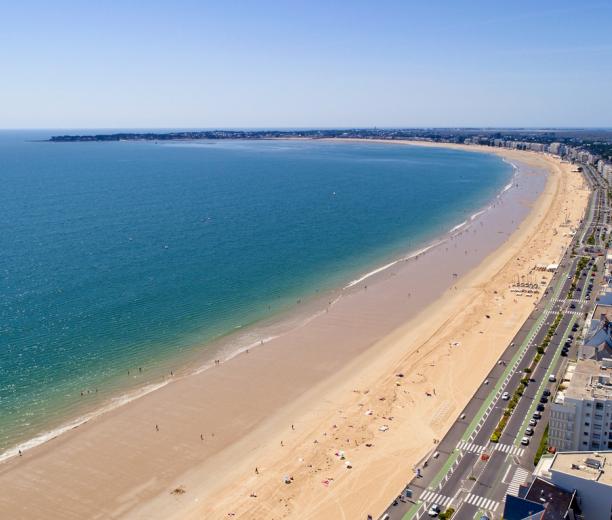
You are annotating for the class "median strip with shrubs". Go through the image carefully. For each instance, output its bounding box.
[490,312,562,442]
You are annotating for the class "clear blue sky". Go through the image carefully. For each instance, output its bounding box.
[1,0,611,128]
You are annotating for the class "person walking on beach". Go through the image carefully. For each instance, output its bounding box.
[155,424,159,432]
[255,467,259,475]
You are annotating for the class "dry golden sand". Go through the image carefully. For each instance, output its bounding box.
[0,144,589,520]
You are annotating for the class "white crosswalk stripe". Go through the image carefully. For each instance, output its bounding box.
[506,467,530,497]
[419,490,453,507]
[457,440,486,453]
[464,493,499,512]
[494,443,524,456]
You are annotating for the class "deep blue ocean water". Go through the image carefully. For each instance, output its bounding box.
[0,132,512,452]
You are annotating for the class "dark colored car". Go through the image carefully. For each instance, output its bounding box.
[537,404,545,412]
[543,389,551,397]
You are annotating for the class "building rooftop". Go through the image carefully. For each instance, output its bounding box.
[524,477,575,520]
[549,451,612,486]
[556,359,612,401]
[592,303,612,323]
[502,494,545,520]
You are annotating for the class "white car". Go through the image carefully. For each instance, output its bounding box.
[548,374,556,382]
[502,391,510,400]
[428,503,441,517]
[521,437,530,446]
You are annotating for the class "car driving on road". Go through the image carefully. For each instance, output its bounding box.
[428,503,441,517]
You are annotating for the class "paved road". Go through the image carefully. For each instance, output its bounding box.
[380,162,608,520]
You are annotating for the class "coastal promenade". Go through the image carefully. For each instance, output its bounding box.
[381,161,603,520]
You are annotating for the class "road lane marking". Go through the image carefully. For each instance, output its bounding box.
[506,467,529,497]
[495,443,524,456]
[457,441,485,454]
[464,493,500,512]
[419,490,453,507]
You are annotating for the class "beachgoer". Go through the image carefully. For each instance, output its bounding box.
[18,450,22,457]
[200,434,204,441]
[280,440,284,447]
[255,467,259,475]
[156,424,159,432]
[291,424,295,430]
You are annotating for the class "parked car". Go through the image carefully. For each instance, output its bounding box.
[521,437,530,446]
[540,396,548,403]
[529,419,538,427]
[548,374,557,382]
[543,389,551,397]
[525,427,534,436]
[533,411,542,419]
[537,404,545,412]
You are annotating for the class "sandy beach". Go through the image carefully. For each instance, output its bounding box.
[0,143,589,519]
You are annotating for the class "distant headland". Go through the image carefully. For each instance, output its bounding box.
[47,128,612,158]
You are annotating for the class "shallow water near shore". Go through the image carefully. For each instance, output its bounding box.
[0,132,513,455]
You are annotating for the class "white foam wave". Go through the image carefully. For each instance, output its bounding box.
[344,260,399,289]
[0,380,170,464]
[470,210,486,221]
[449,221,468,234]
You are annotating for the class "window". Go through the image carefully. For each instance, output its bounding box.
[596,402,604,410]
[585,422,590,426]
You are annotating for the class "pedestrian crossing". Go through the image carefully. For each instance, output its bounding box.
[506,467,529,496]
[457,440,485,454]
[419,490,453,507]
[464,493,499,512]
[495,443,524,457]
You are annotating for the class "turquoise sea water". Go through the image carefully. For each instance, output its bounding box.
[0,132,512,453]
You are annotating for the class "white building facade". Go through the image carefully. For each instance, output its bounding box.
[548,360,612,452]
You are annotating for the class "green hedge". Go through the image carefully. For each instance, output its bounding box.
[534,425,550,466]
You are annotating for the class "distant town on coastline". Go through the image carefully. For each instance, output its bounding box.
[49,128,612,176]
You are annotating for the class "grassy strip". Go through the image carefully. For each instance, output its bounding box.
[514,315,576,446]
[428,450,459,488]
[491,312,563,442]
[461,306,551,443]
[401,501,423,520]
[568,256,589,299]
[439,508,455,519]
[534,424,550,466]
